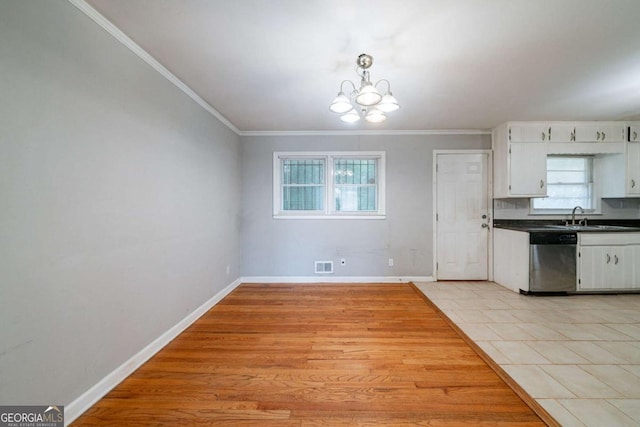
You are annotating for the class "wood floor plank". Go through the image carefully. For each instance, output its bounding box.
[71,283,549,426]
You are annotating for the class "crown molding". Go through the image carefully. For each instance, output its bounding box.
[239,129,491,137]
[67,0,240,135]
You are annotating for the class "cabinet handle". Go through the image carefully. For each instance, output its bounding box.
[571,127,576,141]
[614,255,619,265]
[632,179,636,189]
[602,131,606,141]
[606,254,611,264]
[597,131,601,140]
[541,132,546,141]
[634,131,638,141]
[540,180,544,188]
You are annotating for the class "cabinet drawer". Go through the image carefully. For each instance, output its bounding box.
[579,232,640,246]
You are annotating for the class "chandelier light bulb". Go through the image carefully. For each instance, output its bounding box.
[377,92,400,112]
[340,109,361,123]
[355,82,382,107]
[329,92,353,113]
[365,108,386,123]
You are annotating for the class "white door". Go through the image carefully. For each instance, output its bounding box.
[435,153,490,280]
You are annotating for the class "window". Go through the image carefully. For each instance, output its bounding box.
[532,156,596,211]
[281,159,325,211]
[273,151,386,218]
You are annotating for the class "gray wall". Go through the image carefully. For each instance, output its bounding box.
[0,0,240,406]
[240,134,491,277]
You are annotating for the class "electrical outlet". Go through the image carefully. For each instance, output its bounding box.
[340,258,346,266]
[388,258,394,267]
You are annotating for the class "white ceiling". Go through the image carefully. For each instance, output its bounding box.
[85,0,640,133]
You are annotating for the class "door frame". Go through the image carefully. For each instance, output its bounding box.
[432,150,494,282]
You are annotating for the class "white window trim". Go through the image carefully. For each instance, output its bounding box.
[273,151,386,219]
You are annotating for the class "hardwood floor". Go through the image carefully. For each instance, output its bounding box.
[72,283,548,426]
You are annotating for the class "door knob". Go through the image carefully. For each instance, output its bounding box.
[481,223,489,228]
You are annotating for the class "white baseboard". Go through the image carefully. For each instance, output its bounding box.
[64,278,242,426]
[240,276,435,284]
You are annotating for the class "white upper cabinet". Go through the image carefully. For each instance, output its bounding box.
[494,121,633,199]
[549,123,576,142]
[627,122,640,195]
[547,122,626,143]
[509,142,547,196]
[630,124,640,142]
[509,123,550,142]
[573,122,626,143]
[493,122,547,198]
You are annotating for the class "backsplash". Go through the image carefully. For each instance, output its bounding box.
[493,198,640,220]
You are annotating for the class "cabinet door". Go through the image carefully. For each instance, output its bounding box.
[629,246,640,289]
[619,246,638,289]
[574,124,600,142]
[608,247,624,289]
[510,124,550,142]
[579,246,608,290]
[627,142,640,195]
[550,124,576,142]
[509,143,547,196]
[579,245,635,290]
[575,123,625,142]
[598,123,626,142]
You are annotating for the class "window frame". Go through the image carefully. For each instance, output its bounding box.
[273,151,386,219]
[530,155,601,215]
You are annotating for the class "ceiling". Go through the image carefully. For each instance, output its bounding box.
[85,0,640,134]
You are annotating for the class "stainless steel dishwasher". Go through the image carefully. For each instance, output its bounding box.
[528,232,577,294]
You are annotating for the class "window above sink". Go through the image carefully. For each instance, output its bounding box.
[530,155,600,215]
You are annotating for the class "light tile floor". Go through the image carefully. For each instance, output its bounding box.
[415,281,640,427]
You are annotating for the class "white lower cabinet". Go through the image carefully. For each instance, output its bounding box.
[578,233,640,291]
[493,228,530,293]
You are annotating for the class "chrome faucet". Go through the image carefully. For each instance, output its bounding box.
[571,206,584,225]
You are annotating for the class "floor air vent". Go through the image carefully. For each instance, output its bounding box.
[314,261,333,274]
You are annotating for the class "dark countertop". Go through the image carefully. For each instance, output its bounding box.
[494,219,640,233]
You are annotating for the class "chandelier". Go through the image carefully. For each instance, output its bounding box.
[329,53,399,123]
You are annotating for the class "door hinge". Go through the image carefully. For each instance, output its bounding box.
[578,278,581,285]
[508,127,511,141]
[436,213,439,221]
[578,251,581,258]
[508,146,511,154]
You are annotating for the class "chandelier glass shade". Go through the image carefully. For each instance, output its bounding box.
[329,54,399,123]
